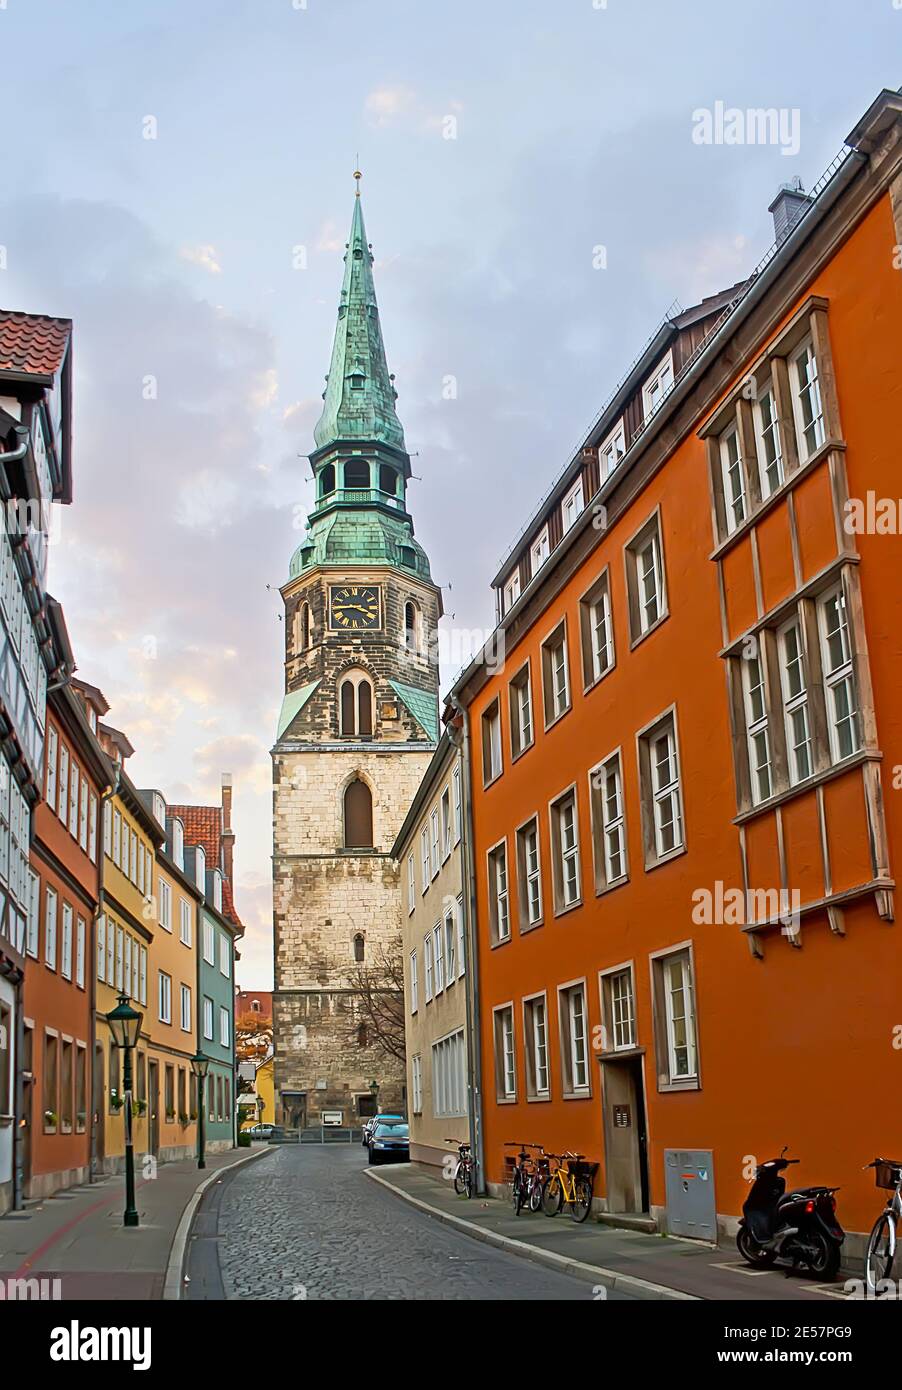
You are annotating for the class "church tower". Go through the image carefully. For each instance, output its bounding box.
[271,181,440,1129]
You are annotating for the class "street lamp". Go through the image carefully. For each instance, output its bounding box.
[106,993,144,1229]
[190,1052,210,1170]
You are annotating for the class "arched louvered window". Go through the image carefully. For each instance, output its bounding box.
[344,778,373,849]
[344,458,369,488]
[404,600,420,654]
[320,463,335,496]
[339,670,373,737]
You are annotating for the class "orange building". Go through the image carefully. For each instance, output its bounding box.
[452,89,902,1257]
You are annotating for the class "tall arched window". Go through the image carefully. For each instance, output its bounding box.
[319,463,335,496]
[339,670,373,737]
[404,601,420,655]
[295,601,312,654]
[354,933,365,962]
[344,458,369,489]
[379,464,397,495]
[344,778,373,849]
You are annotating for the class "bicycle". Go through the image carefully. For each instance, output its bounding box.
[525,1149,552,1214]
[445,1138,475,1199]
[864,1157,902,1293]
[505,1141,538,1216]
[541,1150,596,1224]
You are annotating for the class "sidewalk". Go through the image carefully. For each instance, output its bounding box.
[366,1163,847,1302]
[0,1147,269,1300]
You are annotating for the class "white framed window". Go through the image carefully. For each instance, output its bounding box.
[203,996,214,1041]
[432,922,444,994]
[103,802,112,858]
[430,808,440,878]
[599,419,626,480]
[97,914,106,981]
[481,699,503,784]
[743,650,772,804]
[145,848,153,897]
[203,919,215,965]
[650,722,683,858]
[432,1029,467,1118]
[591,751,627,889]
[509,662,533,758]
[46,726,58,806]
[503,570,521,613]
[219,931,230,977]
[27,870,39,958]
[407,853,415,914]
[172,818,184,871]
[517,817,542,929]
[115,927,124,991]
[411,1054,423,1114]
[424,932,434,1002]
[755,380,784,496]
[159,879,172,932]
[112,808,121,867]
[45,885,57,969]
[719,425,746,533]
[75,916,86,989]
[106,916,114,986]
[541,622,570,725]
[494,1004,516,1100]
[409,949,418,1014]
[818,586,859,761]
[219,1006,230,1047]
[60,902,73,981]
[58,746,69,827]
[129,829,137,885]
[488,840,510,943]
[778,618,813,784]
[78,779,88,852]
[524,994,549,1098]
[89,793,98,863]
[179,898,192,947]
[420,826,430,893]
[559,982,589,1094]
[530,526,550,576]
[550,789,581,911]
[661,950,698,1082]
[642,350,674,418]
[791,337,825,460]
[452,766,462,844]
[443,906,456,983]
[636,530,663,634]
[137,836,145,895]
[580,571,614,687]
[609,968,636,1051]
[456,893,465,979]
[440,786,452,861]
[158,970,172,1025]
[562,476,584,533]
[180,984,191,1032]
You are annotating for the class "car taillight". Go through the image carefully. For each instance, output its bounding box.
[805,1199,815,1213]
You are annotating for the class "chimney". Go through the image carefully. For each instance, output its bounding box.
[221,772,235,882]
[768,177,811,245]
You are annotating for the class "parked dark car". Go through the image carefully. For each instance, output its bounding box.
[245,1122,275,1141]
[362,1113,405,1148]
[366,1121,410,1165]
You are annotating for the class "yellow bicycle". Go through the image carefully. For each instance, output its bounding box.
[541,1151,596,1224]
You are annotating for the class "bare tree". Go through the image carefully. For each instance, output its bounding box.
[347,934,406,1064]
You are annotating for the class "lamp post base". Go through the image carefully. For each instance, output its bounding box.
[124,1209,139,1228]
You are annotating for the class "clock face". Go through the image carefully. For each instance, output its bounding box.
[329,584,380,631]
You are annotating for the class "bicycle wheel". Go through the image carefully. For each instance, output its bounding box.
[865,1214,895,1293]
[570,1177,593,1224]
[542,1175,563,1217]
[453,1163,467,1196]
[529,1177,545,1213]
[511,1171,523,1214]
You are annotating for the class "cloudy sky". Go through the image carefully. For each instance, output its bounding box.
[1,0,893,985]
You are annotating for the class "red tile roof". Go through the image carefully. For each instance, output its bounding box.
[0,311,71,380]
[168,802,244,931]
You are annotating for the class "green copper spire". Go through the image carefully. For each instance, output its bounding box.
[313,185,406,452]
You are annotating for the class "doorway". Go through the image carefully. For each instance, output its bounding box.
[600,1054,650,1214]
[148,1060,160,1158]
[92,1042,105,1174]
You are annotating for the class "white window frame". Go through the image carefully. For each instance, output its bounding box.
[608,967,636,1052]
[742,649,772,804]
[407,853,415,915]
[488,839,510,943]
[76,915,86,989]
[589,578,613,683]
[817,585,859,763]
[662,950,698,1082]
[411,1054,423,1114]
[559,981,589,1094]
[60,902,73,981]
[524,993,549,1098]
[452,766,462,844]
[179,898,192,947]
[219,930,230,978]
[642,349,674,418]
[562,476,584,534]
[754,378,785,497]
[719,424,746,533]
[424,932,434,1002]
[430,808,440,878]
[203,996,214,1041]
[180,984,192,1033]
[409,949,418,1014]
[45,885,57,969]
[219,1005,230,1048]
[503,570,521,613]
[518,817,542,928]
[650,723,684,859]
[420,826,430,894]
[777,616,813,785]
[158,970,172,1025]
[443,906,456,984]
[494,1004,516,1100]
[598,418,626,480]
[203,919,215,965]
[791,336,825,461]
[159,878,172,933]
[530,526,550,576]
[432,922,444,994]
[636,530,664,635]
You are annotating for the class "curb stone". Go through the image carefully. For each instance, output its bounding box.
[164,1146,274,1301]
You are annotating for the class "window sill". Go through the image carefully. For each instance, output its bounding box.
[543,705,572,734]
[643,844,687,874]
[629,609,669,653]
[733,748,879,825]
[552,897,583,919]
[657,1077,700,1094]
[595,1045,645,1062]
[490,934,512,950]
[483,770,503,791]
[518,917,544,935]
[495,1095,518,1105]
[510,740,534,766]
[562,1088,592,1101]
[594,873,629,899]
[526,1093,551,1104]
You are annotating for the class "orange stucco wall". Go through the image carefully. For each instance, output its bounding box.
[469,191,902,1238]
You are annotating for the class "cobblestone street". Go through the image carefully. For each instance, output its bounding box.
[188,1145,639,1301]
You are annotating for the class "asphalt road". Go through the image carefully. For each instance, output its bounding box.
[186,1142,640,1301]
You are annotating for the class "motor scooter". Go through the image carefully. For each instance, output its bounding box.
[737,1147,844,1279]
